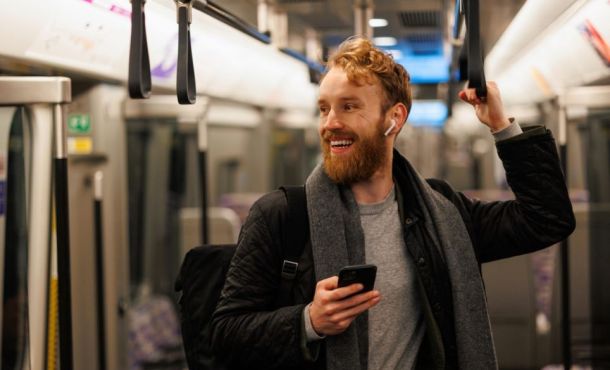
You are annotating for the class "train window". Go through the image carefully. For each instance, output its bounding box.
[583,110,610,204]
[1,107,29,370]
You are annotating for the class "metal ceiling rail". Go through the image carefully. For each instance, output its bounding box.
[192,0,324,75]
[193,0,271,44]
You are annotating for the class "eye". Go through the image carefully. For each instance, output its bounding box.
[343,103,356,111]
[318,105,329,115]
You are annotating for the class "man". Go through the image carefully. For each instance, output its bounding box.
[210,37,575,370]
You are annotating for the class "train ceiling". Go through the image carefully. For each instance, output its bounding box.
[222,0,527,61]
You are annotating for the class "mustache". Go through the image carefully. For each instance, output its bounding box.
[321,128,358,141]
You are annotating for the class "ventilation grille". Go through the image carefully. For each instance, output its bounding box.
[405,32,442,55]
[399,11,441,28]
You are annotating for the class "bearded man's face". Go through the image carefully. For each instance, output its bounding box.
[317,67,390,184]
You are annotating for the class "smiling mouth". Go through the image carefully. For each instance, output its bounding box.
[330,139,354,149]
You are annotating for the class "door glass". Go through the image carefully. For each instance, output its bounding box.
[271,127,319,188]
[126,119,193,299]
[125,118,190,369]
[1,107,30,370]
[582,109,610,367]
[584,110,610,203]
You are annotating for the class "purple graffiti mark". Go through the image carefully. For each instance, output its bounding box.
[151,60,178,79]
[152,33,197,80]
[150,33,197,79]
[151,34,179,79]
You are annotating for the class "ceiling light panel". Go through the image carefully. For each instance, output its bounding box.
[369,18,389,28]
[374,37,398,47]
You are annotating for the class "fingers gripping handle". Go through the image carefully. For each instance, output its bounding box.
[464,0,487,99]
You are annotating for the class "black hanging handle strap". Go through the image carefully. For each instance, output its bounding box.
[176,0,197,104]
[464,0,487,99]
[128,0,152,99]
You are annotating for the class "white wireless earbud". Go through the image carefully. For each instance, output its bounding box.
[384,120,397,137]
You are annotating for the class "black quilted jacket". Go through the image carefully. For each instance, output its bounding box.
[210,127,575,370]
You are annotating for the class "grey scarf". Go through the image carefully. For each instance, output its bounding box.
[305,155,497,370]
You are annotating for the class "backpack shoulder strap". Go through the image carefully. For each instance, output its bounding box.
[278,185,309,297]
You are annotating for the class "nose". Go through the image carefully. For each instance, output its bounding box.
[321,108,343,131]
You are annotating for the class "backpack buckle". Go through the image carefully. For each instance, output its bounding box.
[281,260,298,280]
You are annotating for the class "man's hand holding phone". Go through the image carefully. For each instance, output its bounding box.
[309,267,380,336]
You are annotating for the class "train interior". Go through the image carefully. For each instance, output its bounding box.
[0,0,609,369]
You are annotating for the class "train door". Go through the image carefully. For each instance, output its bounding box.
[64,84,132,370]
[123,97,207,370]
[0,77,70,370]
[0,106,30,370]
[554,86,610,368]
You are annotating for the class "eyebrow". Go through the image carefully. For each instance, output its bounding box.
[317,96,363,105]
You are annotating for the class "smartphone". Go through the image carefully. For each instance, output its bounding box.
[338,264,377,292]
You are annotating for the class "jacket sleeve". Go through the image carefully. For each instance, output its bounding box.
[210,193,309,368]
[431,127,576,263]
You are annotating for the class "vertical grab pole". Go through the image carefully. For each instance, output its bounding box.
[93,171,107,370]
[197,118,209,244]
[54,103,74,370]
[558,107,572,370]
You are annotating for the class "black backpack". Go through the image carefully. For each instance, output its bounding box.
[174,186,309,370]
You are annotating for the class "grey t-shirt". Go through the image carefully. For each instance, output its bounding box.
[359,187,425,370]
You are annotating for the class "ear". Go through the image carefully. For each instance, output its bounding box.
[389,103,408,131]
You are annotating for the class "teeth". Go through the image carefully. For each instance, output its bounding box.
[331,140,353,147]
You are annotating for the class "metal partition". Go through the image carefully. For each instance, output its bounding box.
[0,77,72,370]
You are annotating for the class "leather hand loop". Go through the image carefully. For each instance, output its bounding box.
[176,0,197,104]
[128,0,152,99]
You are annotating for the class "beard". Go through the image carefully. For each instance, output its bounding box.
[321,120,388,185]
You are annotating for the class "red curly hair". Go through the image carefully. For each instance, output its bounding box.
[326,37,412,114]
